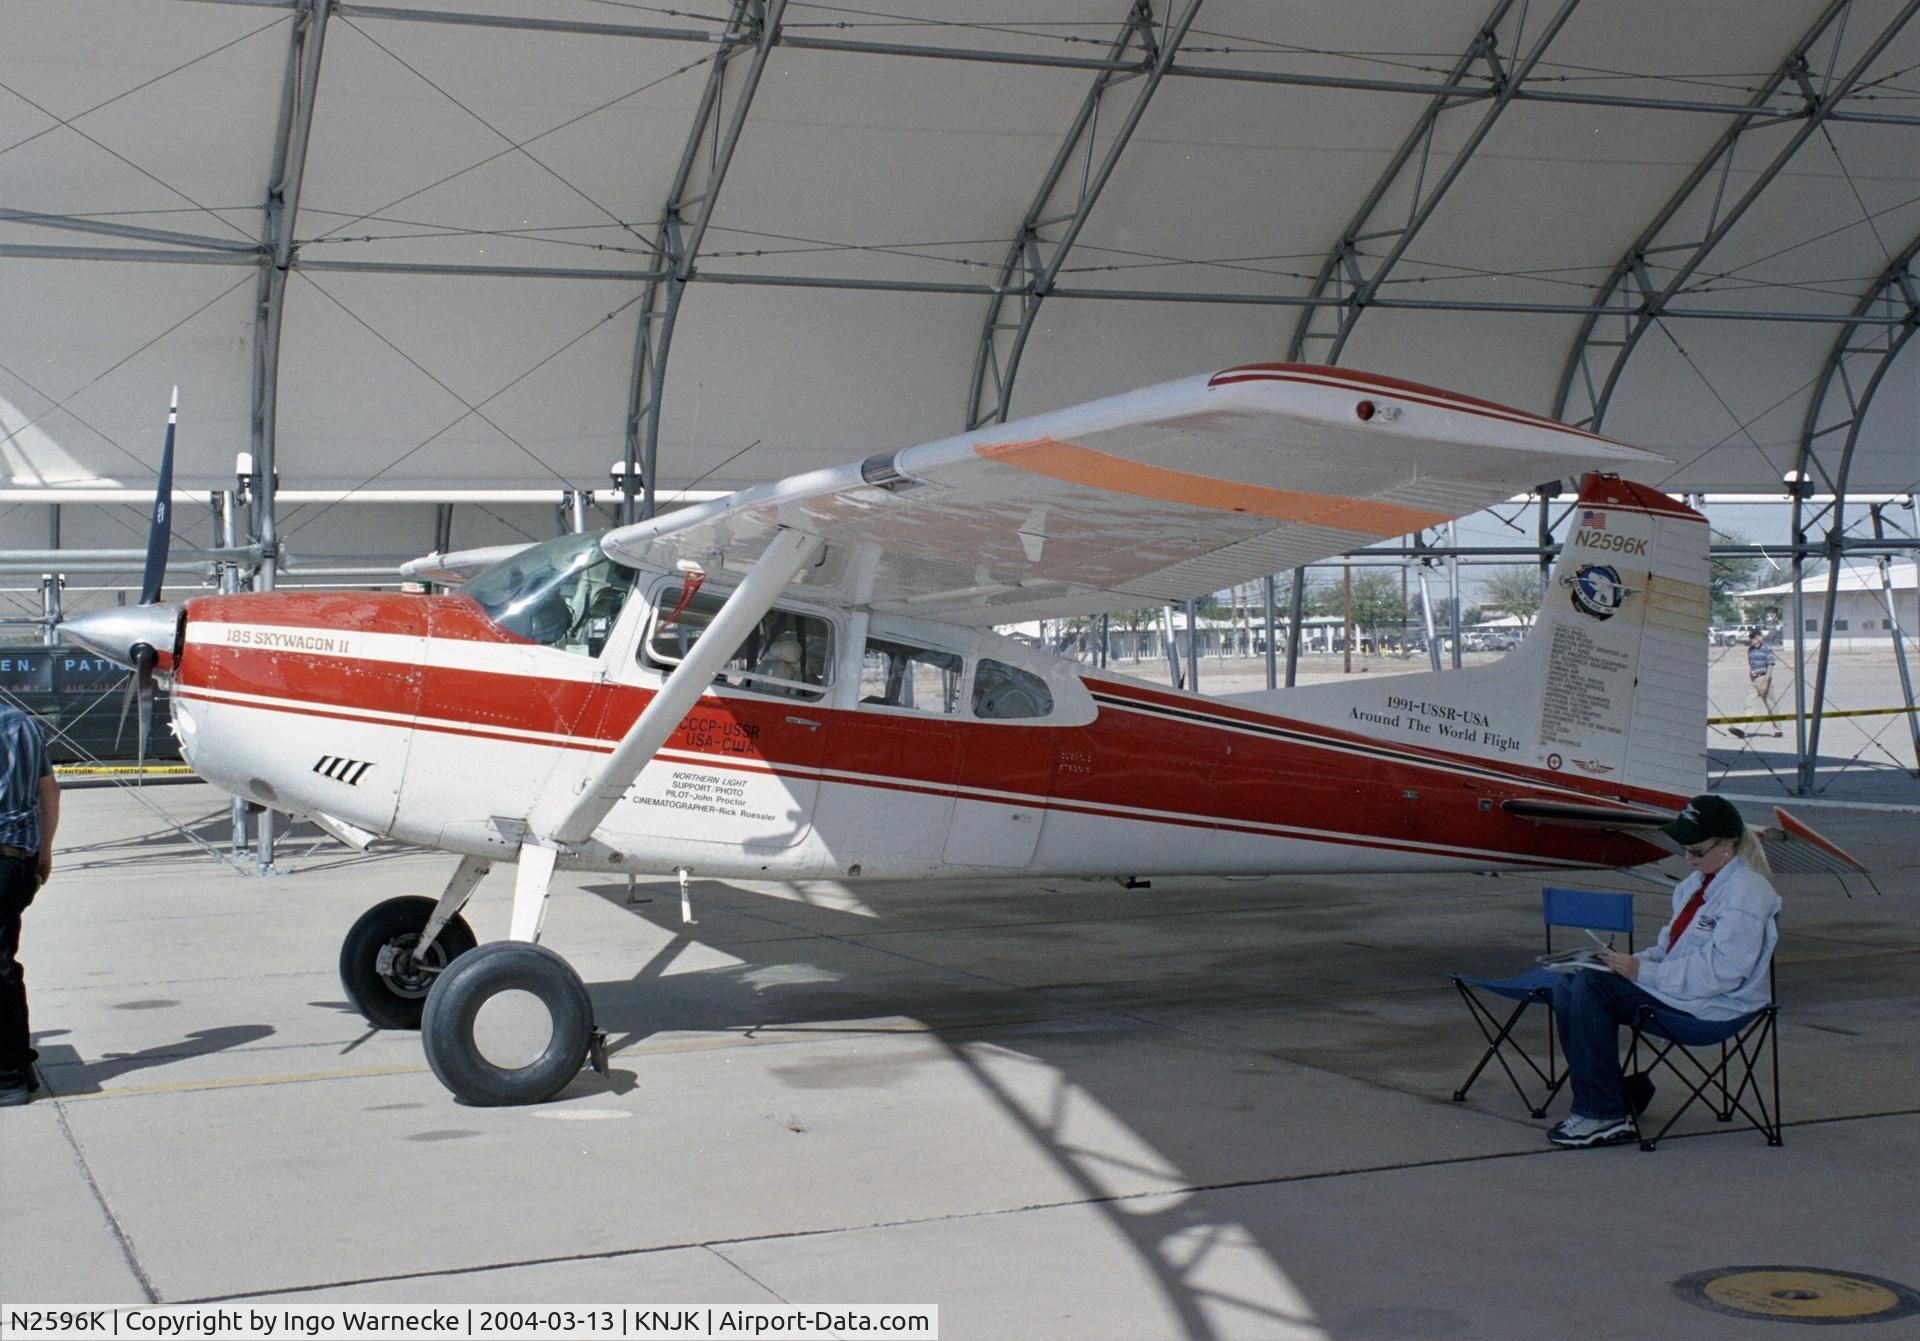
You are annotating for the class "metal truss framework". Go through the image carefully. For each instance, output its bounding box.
[1552,0,1920,435]
[8,0,1920,800]
[963,0,1202,431]
[1789,232,1920,790]
[250,0,333,590]
[622,0,785,524]
[1286,0,1581,364]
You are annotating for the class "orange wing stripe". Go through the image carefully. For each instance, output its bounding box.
[974,438,1453,536]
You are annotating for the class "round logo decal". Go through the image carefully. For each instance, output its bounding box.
[1546,753,1563,771]
[1565,563,1627,620]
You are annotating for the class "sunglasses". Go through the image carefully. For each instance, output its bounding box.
[1683,839,1724,859]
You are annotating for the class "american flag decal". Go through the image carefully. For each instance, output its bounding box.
[1580,508,1606,530]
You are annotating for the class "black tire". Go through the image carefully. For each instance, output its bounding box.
[339,895,477,1030]
[421,941,593,1106]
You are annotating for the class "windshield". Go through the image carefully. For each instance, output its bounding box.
[464,532,637,655]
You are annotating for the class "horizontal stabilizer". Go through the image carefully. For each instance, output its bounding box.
[1502,798,1674,828]
[1762,808,1869,875]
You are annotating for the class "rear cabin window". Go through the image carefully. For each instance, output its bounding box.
[972,659,1053,720]
[644,581,832,702]
[860,638,963,715]
[464,532,636,657]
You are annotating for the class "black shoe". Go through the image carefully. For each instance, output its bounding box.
[1624,1071,1655,1117]
[0,1081,29,1108]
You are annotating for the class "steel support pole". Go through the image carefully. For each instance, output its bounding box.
[1342,565,1353,674]
[215,490,249,855]
[1448,522,1463,669]
[1418,566,1443,672]
[1789,503,1811,789]
[1184,597,1200,692]
[39,506,60,645]
[1285,571,1306,688]
[39,576,60,647]
[1871,506,1920,772]
[1263,575,1277,690]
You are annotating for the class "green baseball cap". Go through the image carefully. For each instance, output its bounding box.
[1661,794,1745,846]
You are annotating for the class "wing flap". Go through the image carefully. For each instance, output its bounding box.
[601,363,1664,621]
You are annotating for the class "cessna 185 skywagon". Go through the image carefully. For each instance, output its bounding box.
[65,363,1782,1105]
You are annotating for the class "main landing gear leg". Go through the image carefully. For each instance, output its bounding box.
[421,843,601,1105]
[338,856,488,1030]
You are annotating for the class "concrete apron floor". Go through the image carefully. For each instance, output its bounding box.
[3,783,1916,1341]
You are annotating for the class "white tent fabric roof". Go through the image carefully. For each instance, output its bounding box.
[2,0,1916,546]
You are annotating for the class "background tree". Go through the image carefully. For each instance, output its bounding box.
[1710,528,1767,624]
[1307,568,1405,645]
[1478,565,1544,627]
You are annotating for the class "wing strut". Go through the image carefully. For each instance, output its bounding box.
[539,526,825,848]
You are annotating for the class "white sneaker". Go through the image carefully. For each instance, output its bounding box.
[1548,1114,1635,1148]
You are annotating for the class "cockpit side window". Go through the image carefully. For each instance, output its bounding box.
[643,580,833,702]
[464,533,637,656]
[973,658,1054,720]
[859,638,963,714]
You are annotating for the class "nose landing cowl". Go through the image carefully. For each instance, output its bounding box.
[59,604,183,673]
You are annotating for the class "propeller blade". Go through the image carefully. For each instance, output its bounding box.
[139,388,178,606]
[132,644,157,783]
[115,671,136,750]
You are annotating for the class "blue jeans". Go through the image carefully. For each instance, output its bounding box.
[1552,969,1688,1119]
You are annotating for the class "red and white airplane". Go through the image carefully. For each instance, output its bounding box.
[62,363,1830,1105]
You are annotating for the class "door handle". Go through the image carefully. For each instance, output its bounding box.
[786,716,821,730]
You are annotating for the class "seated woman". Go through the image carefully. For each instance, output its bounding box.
[1547,794,1780,1149]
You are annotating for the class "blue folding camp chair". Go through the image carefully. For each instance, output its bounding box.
[1450,887,1636,1117]
[1625,965,1781,1151]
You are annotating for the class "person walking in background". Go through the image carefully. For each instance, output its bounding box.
[1,701,59,1107]
[1746,629,1783,736]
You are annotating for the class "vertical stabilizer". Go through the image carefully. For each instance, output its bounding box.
[1533,475,1708,799]
[1227,474,1709,806]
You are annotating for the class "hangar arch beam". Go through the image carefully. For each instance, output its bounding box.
[622,0,786,522]
[963,0,1203,431]
[1551,0,1920,433]
[1789,231,1920,791]
[1286,0,1582,366]
[251,0,333,590]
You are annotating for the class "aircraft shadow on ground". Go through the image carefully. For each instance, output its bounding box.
[570,875,1517,1340]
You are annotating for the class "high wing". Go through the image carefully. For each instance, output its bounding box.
[599,363,1665,623]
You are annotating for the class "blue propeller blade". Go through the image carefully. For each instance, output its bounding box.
[139,387,177,606]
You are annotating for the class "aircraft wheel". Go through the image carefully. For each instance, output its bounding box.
[421,942,593,1107]
[339,895,477,1030]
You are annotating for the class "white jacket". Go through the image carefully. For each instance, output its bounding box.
[1633,855,1779,1021]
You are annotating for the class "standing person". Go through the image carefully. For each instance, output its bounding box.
[1747,629,1782,736]
[1545,795,1779,1148]
[1,701,58,1107]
